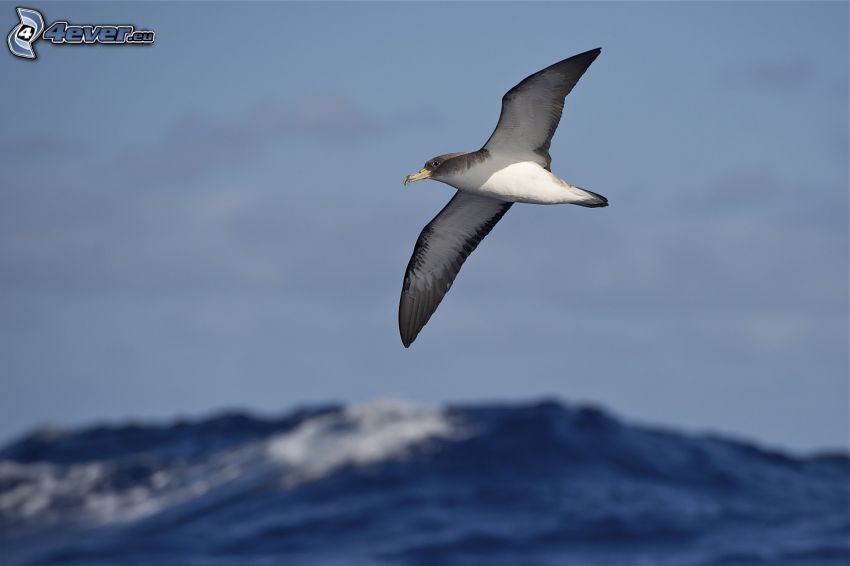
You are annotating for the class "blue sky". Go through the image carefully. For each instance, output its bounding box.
[1,1,847,452]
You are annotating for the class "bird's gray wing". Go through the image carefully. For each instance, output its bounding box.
[399,191,512,347]
[482,48,601,170]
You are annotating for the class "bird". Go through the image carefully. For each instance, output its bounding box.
[399,48,607,348]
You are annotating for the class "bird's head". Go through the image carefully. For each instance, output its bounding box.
[403,152,467,186]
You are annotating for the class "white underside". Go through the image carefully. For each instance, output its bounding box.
[439,155,596,205]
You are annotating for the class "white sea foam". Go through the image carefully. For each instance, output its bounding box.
[0,401,461,528]
[268,399,460,484]
[0,449,261,527]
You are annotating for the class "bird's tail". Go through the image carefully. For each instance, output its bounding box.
[573,187,608,208]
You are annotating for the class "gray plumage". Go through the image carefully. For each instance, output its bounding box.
[399,48,604,347]
[399,192,512,348]
[483,48,601,170]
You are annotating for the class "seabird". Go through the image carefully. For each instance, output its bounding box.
[400,48,607,348]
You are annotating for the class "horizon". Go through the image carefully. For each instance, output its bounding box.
[3,396,847,459]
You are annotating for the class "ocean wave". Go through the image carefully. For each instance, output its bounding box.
[1,399,847,565]
[0,400,461,530]
[267,399,463,485]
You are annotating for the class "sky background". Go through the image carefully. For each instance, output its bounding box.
[0,1,847,452]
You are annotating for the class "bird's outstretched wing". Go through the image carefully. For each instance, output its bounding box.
[482,48,601,170]
[399,191,512,347]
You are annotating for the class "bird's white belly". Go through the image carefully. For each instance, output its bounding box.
[446,160,580,205]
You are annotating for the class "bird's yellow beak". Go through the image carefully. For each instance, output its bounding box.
[403,169,431,186]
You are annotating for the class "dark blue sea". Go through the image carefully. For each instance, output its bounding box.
[1,400,847,565]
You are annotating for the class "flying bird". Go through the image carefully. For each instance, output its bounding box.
[399,48,606,347]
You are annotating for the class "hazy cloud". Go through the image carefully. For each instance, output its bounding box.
[675,166,848,232]
[106,97,376,185]
[0,136,84,161]
[726,59,816,91]
[107,97,440,186]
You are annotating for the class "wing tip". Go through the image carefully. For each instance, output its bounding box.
[575,47,602,62]
[399,293,417,348]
